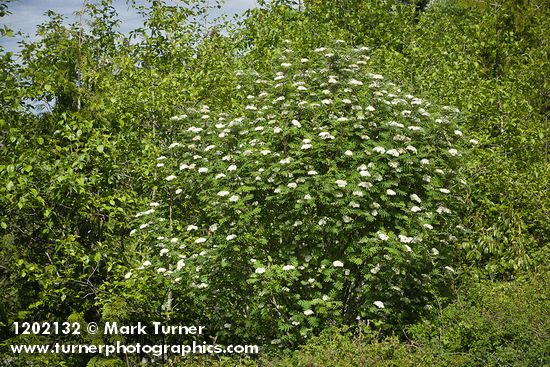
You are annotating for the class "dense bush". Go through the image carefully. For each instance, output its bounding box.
[121,40,470,346]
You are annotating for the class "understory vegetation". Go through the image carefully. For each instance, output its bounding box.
[0,0,548,366]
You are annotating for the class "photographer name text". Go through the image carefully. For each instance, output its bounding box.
[104,322,205,335]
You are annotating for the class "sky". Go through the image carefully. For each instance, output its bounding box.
[0,0,258,53]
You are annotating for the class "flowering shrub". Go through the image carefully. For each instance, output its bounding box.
[125,41,467,345]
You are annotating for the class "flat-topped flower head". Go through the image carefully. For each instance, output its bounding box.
[378,232,389,241]
[335,180,348,188]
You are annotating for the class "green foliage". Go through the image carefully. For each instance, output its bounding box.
[408,270,550,367]
[0,112,147,349]
[0,0,548,365]
[169,272,550,366]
